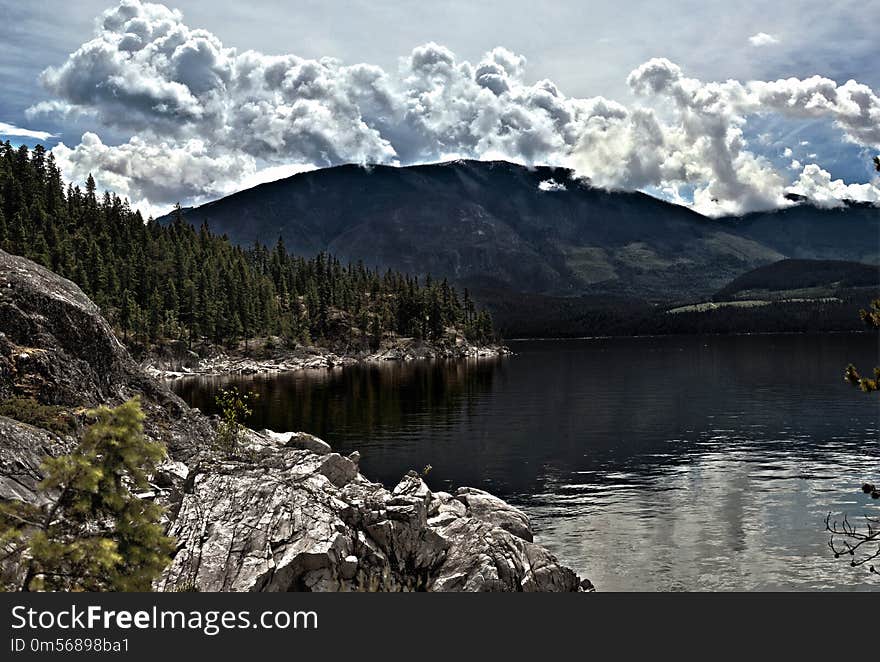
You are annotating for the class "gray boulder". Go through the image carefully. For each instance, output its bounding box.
[0,416,70,504]
[454,486,534,542]
[261,430,332,455]
[159,457,584,592]
[0,250,214,465]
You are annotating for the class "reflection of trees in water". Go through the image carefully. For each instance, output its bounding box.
[173,357,504,441]
[280,358,503,438]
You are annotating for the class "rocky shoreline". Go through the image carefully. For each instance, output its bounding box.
[0,249,585,592]
[161,428,592,592]
[143,340,512,380]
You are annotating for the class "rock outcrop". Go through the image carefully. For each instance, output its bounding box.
[0,250,214,465]
[0,416,70,505]
[0,249,587,592]
[0,250,141,406]
[160,432,582,592]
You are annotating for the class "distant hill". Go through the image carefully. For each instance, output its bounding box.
[714,259,880,300]
[162,160,880,307]
[730,205,880,266]
[463,288,654,338]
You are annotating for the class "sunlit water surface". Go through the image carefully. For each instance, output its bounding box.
[173,334,880,591]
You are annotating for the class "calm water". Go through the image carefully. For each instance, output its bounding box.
[173,334,880,591]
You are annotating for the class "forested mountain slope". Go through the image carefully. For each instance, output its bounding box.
[165,160,880,303]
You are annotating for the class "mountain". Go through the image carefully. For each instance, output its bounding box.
[714,259,880,301]
[163,160,880,305]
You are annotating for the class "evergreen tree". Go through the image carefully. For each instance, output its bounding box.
[0,398,173,592]
[0,144,496,351]
[119,289,137,342]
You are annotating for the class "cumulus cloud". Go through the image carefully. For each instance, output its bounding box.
[0,121,57,141]
[618,56,880,214]
[747,76,880,147]
[538,179,567,192]
[786,163,880,207]
[51,131,256,216]
[748,32,780,47]
[29,0,880,216]
[619,57,786,215]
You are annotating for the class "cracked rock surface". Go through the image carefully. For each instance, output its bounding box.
[159,433,583,592]
[0,416,70,505]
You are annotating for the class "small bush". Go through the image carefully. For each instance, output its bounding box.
[215,387,258,456]
[0,397,77,435]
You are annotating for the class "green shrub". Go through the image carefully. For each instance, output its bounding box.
[0,397,77,435]
[215,387,258,456]
[0,397,174,591]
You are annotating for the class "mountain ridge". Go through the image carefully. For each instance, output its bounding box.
[162,159,880,304]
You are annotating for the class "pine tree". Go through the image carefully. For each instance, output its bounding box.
[85,173,97,211]
[119,289,137,342]
[0,206,9,250]
[147,287,163,341]
[0,144,496,351]
[0,398,174,592]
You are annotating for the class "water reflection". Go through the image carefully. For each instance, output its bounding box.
[173,334,880,591]
[173,357,506,484]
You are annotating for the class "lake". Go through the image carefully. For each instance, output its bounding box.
[172,334,880,591]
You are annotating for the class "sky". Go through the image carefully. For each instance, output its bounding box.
[1,0,878,218]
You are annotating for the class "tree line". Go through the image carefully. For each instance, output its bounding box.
[0,142,495,350]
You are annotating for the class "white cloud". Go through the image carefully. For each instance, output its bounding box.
[747,77,880,148]
[786,164,880,207]
[619,56,880,214]
[51,131,257,217]
[29,1,880,217]
[538,179,567,192]
[0,121,56,141]
[622,57,786,215]
[748,32,780,47]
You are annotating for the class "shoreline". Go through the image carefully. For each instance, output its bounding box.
[144,329,874,380]
[503,329,876,342]
[144,341,512,381]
